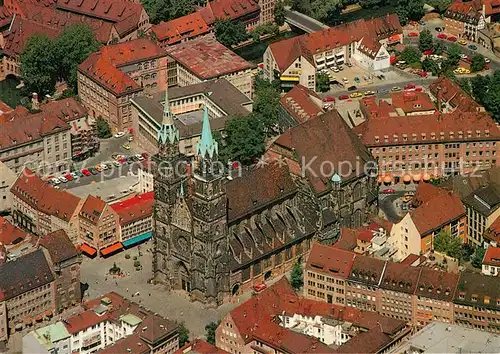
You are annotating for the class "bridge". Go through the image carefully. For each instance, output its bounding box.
[284,8,329,33]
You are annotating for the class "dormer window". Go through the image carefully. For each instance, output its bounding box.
[393,134,398,142]
[471,294,478,302]
[484,296,490,304]
[431,132,436,140]
[440,132,445,140]
[384,135,389,143]
[476,130,481,137]
[467,130,472,138]
[412,133,417,141]
[450,132,454,138]
[375,136,380,143]
[459,292,465,300]
[402,134,408,141]
[485,129,490,137]
[421,133,426,140]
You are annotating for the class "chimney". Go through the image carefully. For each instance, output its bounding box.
[32,93,39,110]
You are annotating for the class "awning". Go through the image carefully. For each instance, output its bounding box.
[44,310,53,317]
[100,243,123,256]
[280,76,300,82]
[388,34,402,43]
[122,232,152,248]
[413,174,421,182]
[403,174,412,183]
[383,176,392,184]
[423,173,431,182]
[80,243,97,257]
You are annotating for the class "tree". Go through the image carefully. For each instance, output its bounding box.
[433,40,446,55]
[433,229,462,259]
[399,46,422,64]
[395,0,425,25]
[419,29,434,52]
[178,322,190,347]
[290,261,303,290]
[470,54,486,72]
[253,78,281,136]
[55,23,100,89]
[96,117,112,138]
[422,58,439,75]
[291,0,343,23]
[214,19,249,47]
[470,75,490,103]
[427,0,452,13]
[445,44,461,67]
[20,34,58,96]
[483,71,500,121]
[471,246,486,268]
[141,0,196,24]
[360,0,385,8]
[205,320,220,345]
[274,0,286,26]
[217,115,266,165]
[316,72,330,93]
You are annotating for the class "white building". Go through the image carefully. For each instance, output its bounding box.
[0,161,16,212]
[353,38,391,72]
[23,323,71,354]
[482,246,500,276]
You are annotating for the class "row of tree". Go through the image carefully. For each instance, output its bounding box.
[459,71,500,121]
[20,23,100,97]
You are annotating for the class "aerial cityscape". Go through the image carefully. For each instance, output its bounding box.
[0,0,500,353]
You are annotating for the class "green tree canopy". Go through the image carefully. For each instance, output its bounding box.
[399,46,422,64]
[205,320,220,345]
[394,0,425,25]
[141,0,197,24]
[471,246,486,268]
[20,34,58,96]
[178,322,190,347]
[290,261,303,290]
[96,117,112,138]
[433,229,462,259]
[445,44,461,67]
[214,19,249,47]
[470,54,486,72]
[419,29,434,52]
[316,72,330,93]
[291,0,344,23]
[274,0,286,26]
[253,78,281,136]
[422,58,439,76]
[427,0,452,13]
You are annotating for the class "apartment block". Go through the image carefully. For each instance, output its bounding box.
[444,1,486,42]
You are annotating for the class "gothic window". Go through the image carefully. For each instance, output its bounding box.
[275,252,282,265]
[353,209,362,228]
[353,183,362,201]
[285,247,292,260]
[339,191,345,206]
[306,238,311,251]
[253,261,262,276]
[263,257,271,269]
[296,243,303,256]
[242,267,251,281]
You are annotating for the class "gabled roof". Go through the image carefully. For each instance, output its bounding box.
[380,262,422,294]
[414,268,459,302]
[454,272,500,310]
[39,229,79,264]
[11,169,82,222]
[0,216,27,246]
[111,192,154,226]
[268,35,313,72]
[280,84,324,124]
[202,0,260,24]
[80,195,107,225]
[0,249,54,301]
[0,6,12,28]
[175,339,229,354]
[273,111,373,193]
[348,254,386,286]
[99,38,166,66]
[390,91,436,114]
[152,12,211,45]
[306,243,355,279]
[445,0,483,23]
[410,183,466,236]
[484,215,500,243]
[483,246,500,266]
[429,76,482,112]
[39,98,87,123]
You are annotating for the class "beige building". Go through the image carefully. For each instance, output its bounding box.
[131,79,252,156]
[304,243,355,305]
[0,161,16,213]
[10,169,83,241]
[78,38,168,133]
[166,36,254,98]
[79,195,120,257]
[0,249,56,342]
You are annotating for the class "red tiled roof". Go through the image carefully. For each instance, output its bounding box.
[483,246,500,266]
[111,192,154,226]
[360,96,398,119]
[175,339,229,354]
[39,98,87,123]
[226,164,296,223]
[348,254,387,286]
[39,229,78,263]
[0,100,13,118]
[357,230,374,242]
[380,262,422,294]
[410,183,466,236]
[306,242,355,279]
[280,84,324,124]
[414,267,459,302]
[2,16,60,57]
[80,195,107,225]
[481,0,500,16]
[484,215,500,243]
[400,253,421,266]
[390,91,436,114]
[0,6,12,28]
[0,216,27,245]
[152,12,211,46]
[11,169,82,222]
[357,36,382,59]
[354,110,500,147]
[99,38,166,66]
[99,334,149,354]
[272,111,373,193]
[269,14,401,72]
[205,0,259,24]
[335,228,359,252]
[429,76,482,112]
[167,36,253,79]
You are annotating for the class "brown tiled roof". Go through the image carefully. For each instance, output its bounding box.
[204,0,260,24]
[482,0,500,16]
[111,192,154,226]
[445,1,482,23]
[360,96,398,119]
[0,216,27,245]
[380,262,422,294]
[335,327,395,354]
[175,339,229,354]
[348,254,386,286]
[226,164,296,223]
[0,249,54,301]
[39,229,78,263]
[357,36,382,59]
[483,246,500,266]
[39,98,87,123]
[11,169,82,222]
[99,38,166,66]
[410,183,466,236]
[306,242,355,279]
[2,16,60,57]
[354,110,499,147]
[280,84,324,124]
[335,227,358,252]
[454,272,500,310]
[414,268,459,302]
[139,314,178,343]
[484,215,500,243]
[152,12,211,46]
[167,36,253,79]
[80,195,106,225]
[272,111,373,193]
[269,14,401,72]
[429,76,482,112]
[390,91,436,114]
[99,334,149,354]
[0,6,12,28]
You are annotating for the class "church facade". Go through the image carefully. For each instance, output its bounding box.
[152,88,379,307]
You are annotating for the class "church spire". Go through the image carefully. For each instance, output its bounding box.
[196,105,218,159]
[157,85,179,145]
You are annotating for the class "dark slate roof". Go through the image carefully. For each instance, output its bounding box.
[380,262,422,294]
[462,184,500,216]
[454,272,500,311]
[39,229,79,264]
[0,249,54,301]
[348,255,386,286]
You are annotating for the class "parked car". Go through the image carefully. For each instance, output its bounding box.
[435,27,443,32]
[415,87,423,92]
[95,165,102,172]
[114,131,125,138]
[460,53,468,59]
[59,176,68,183]
[458,39,467,46]
[111,153,120,160]
[112,161,121,167]
[447,36,457,42]
[485,57,491,63]
[100,163,109,170]
[391,86,402,92]
[81,169,91,176]
[64,173,73,181]
[70,172,78,179]
[128,136,134,142]
[350,92,363,98]
[408,32,419,37]
[468,44,478,50]
[347,85,357,91]
[322,96,336,102]
[404,83,416,90]
[338,94,349,100]
[136,154,145,161]
[364,90,375,96]
[437,33,447,39]
[378,88,389,94]
[89,167,99,175]
[253,283,267,292]
[346,62,353,67]
[75,171,84,178]
[122,143,131,150]
[382,188,396,194]
[49,178,61,185]
[119,157,127,164]
[141,152,149,159]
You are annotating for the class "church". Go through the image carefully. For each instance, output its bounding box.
[152,88,379,307]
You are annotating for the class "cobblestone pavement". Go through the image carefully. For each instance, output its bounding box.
[80,242,254,339]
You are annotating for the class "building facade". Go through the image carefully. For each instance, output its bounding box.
[482,246,500,276]
[0,161,16,213]
[444,1,486,42]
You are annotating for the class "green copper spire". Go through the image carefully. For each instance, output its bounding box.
[157,86,179,145]
[196,105,218,159]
